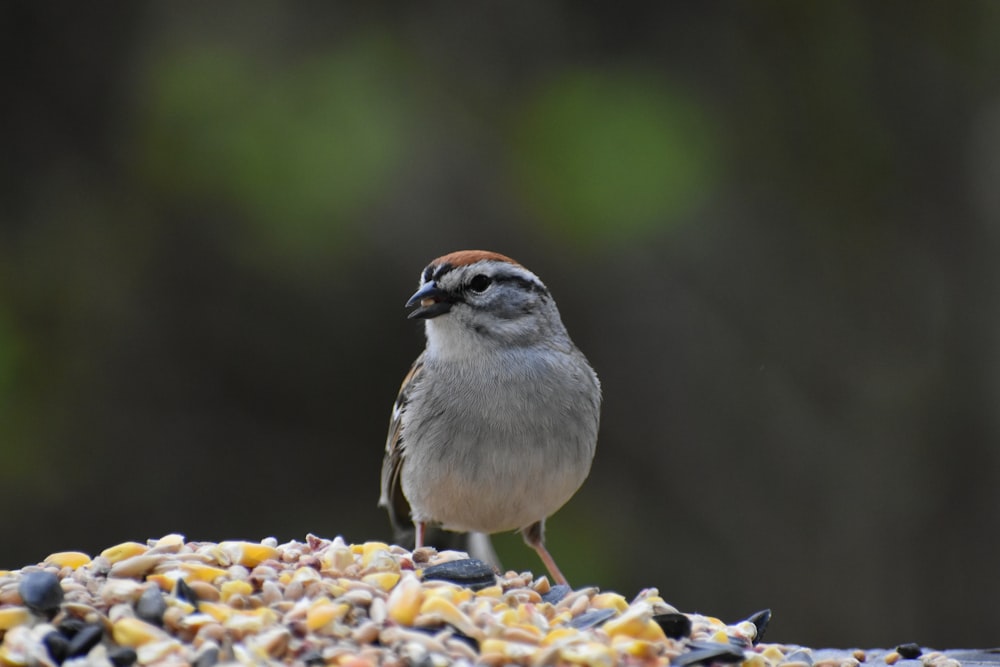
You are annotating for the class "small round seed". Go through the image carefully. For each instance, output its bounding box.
[19,571,64,616]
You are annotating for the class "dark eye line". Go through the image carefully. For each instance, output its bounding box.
[431,263,454,282]
[466,274,549,297]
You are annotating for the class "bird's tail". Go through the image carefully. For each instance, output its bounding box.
[466,531,501,569]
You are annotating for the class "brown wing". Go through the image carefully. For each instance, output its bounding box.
[378,353,424,536]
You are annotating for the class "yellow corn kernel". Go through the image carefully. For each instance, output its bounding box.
[322,545,355,572]
[516,603,545,626]
[112,617,169,647]
[362,572,400,591]
[638,618,667,642]
[612,637,661,659]
[325,583,347,598]
[489,600,510,616]
[307,602,350,632]
[549,610,573,626]
[504,623,544,643]
[0,607,31,631]
[498,608,519,626]
[198,601,233,623]
[291,566,321,584]
[145,573,177,591]
[419,596,473,631]
[179,562,228,583]
[224,608,278,634]
[169,599,196,616]
[101,542,148,564]
[425,584,472,605]
[480,639,536,660]
[386,574,422,626]
[603,608,667,642]
[44,552,91,570]
[560,641,615,667]
[742,654,770,667]
[361,542,391,567]
[760,646,786,662]
[591,592,629,612]
[220,579,254,601]
[422,585,455,602]
[475,585,503,599]
[219,541,279,568]
[240,543,279,568]
[543,627,580,646]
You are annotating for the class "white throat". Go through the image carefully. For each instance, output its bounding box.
[424,318,493,360]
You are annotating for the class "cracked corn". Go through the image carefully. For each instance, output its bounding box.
[0,536,815,666]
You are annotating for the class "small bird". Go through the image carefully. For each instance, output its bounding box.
[379,250,601,585]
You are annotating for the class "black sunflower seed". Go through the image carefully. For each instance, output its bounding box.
[653,612,692,639]
[175,578,200,609]
[42,631,69,664]
[108,647,138,667]
[541,584,571,605]
[568,608,617,630]
[674,641,746,666]
[135,585,167,625]
[66,623,104,657]
[744,609,771,645]
[421,559,496,590]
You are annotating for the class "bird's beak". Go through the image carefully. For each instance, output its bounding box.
[406,281,454,319]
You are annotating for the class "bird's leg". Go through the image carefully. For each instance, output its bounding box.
[522,521,568,586]
[414,521,427,549]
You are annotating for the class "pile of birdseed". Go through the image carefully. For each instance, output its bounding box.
[0,535,964,667]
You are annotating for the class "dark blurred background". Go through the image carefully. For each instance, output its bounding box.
[3,0,1000,649]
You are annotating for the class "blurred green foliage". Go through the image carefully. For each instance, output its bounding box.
[0,308,21,397]
[140,36,411,263]
[0,306,23,450]
[513,71,718,243]
[0,305,42,487]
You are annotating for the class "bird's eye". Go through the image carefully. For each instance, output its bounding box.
[468,274,492,293]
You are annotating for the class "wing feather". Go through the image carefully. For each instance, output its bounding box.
[378,353,424,535]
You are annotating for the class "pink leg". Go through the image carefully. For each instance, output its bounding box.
[414,521,427,549]
[522,521,569,586]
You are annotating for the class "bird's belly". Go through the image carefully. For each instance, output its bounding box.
[398,355,598,534]
[401,430,591,533]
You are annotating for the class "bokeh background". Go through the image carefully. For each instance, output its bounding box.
[4,1,1000,649]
